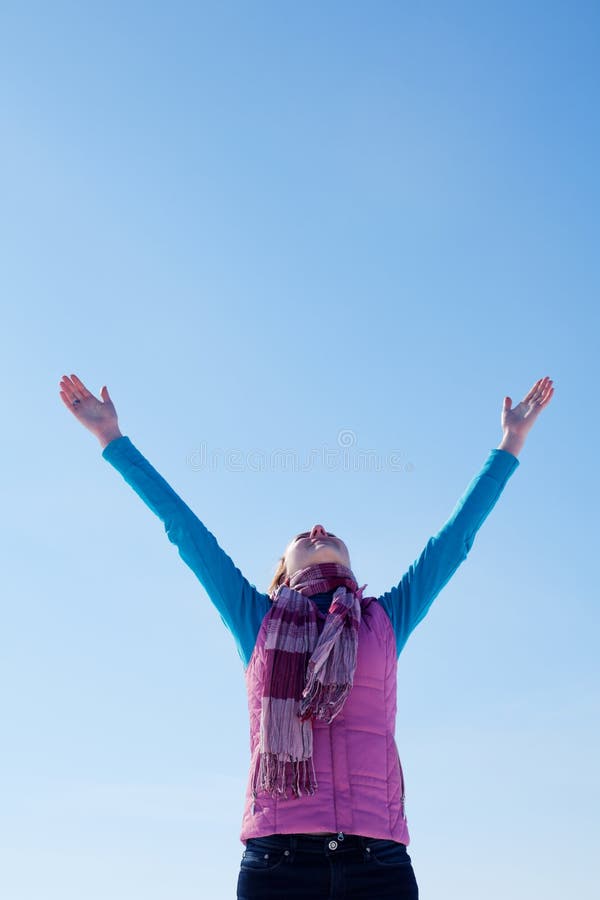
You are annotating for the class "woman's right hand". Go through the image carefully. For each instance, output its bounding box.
[59,374,122,446]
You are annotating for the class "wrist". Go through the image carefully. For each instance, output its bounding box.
[497,431,525,458]
[97,426,123,450]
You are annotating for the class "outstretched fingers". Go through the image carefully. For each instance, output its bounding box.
[59,377,85,414]
[524,376,552,404]
[59,376,78,404]
[523,378,544,402]
[69,374,94,399]
[537,383,554,407]
[526,376,554,409]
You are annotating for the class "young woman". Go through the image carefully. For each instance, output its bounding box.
[59,373,554,900]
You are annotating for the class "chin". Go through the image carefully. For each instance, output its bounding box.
[317,554,344,566]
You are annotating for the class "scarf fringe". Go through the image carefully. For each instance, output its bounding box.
[253,752,318,800]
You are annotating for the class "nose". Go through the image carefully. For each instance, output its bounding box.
[310,524,328,540]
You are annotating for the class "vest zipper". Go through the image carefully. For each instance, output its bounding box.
[396,746,407,821]
[329,720,339,832]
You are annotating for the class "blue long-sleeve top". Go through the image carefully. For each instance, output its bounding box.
[101,437,519,669]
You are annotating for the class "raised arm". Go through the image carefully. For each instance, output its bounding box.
[59,374,270,668]
[377,376,554,658]
[377,448,519,657]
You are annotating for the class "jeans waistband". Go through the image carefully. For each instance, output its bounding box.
[246,833,406,855]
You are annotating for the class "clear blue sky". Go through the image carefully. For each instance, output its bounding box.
[1,2,598,898]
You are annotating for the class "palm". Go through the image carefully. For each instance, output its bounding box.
[59,373,117,434]
[501,376,554,437]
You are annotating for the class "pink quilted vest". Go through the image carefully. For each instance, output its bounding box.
[240,595,410,845]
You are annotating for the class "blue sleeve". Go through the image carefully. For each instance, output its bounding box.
[101,435,270,669]
[377,448,520,659]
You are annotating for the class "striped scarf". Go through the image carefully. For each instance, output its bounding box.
[251,561,369,800]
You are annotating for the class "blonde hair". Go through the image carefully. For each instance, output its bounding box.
[267,554,287,599]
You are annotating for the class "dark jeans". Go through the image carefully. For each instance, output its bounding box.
[236,832,419,899]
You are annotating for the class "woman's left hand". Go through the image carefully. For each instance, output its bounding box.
[501,376,555,440]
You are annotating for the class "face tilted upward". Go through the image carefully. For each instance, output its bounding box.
[283,523,351,581]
